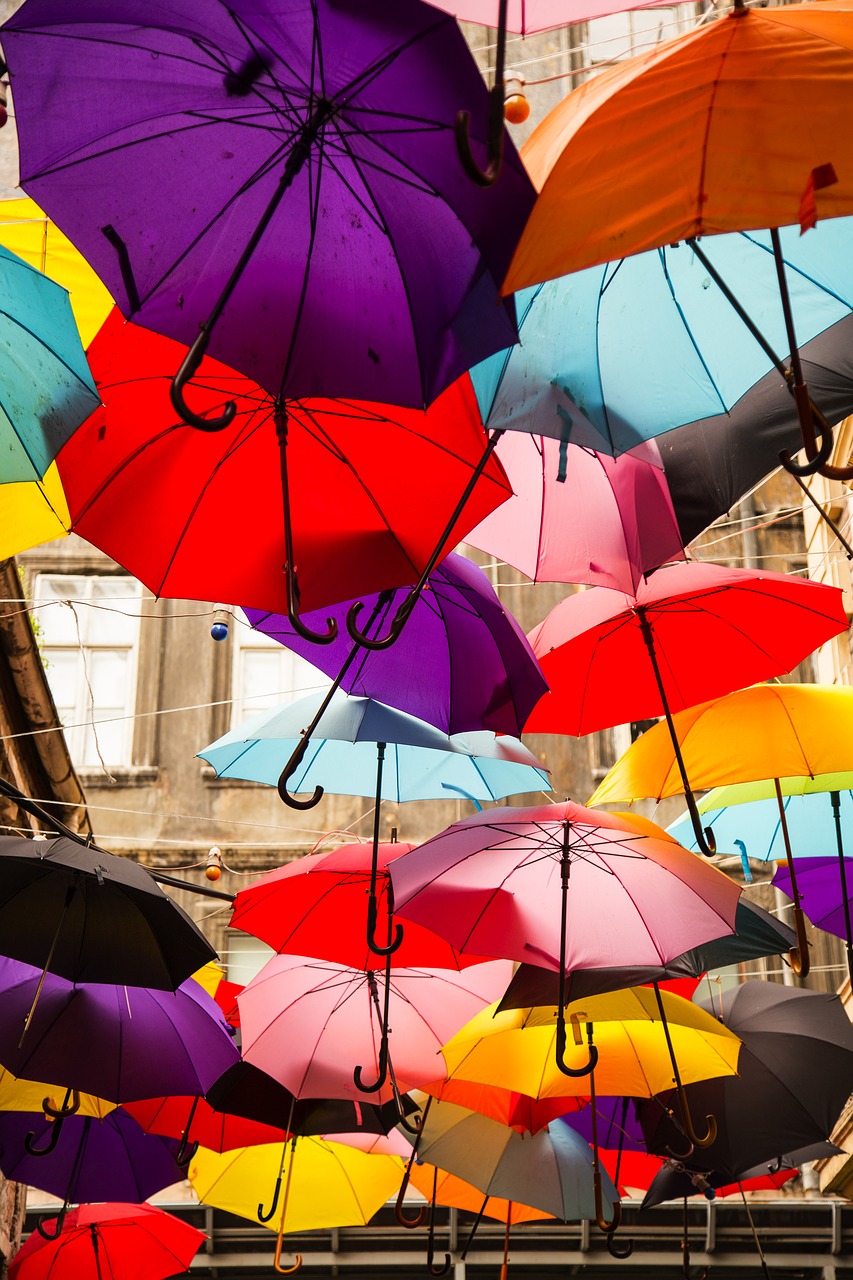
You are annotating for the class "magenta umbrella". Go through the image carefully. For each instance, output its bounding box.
[238,956,511,1107]
[433,0,694,32]
[388,801,739,1078]
[464,434,685,595]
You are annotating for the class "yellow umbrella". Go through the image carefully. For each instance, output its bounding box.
[189,1137,402,1273]
[0,198,112,557]
[191,961,226,999]
[588,682,853,975]
[0,1066,113,1118]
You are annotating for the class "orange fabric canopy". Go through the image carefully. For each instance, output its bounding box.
[506,0,853,289]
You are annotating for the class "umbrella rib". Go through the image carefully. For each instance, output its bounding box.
[659,246,729,418]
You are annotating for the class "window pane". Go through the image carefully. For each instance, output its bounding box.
[42,649,80,726]
[87,649,130,709]
[89,579,141,645]
[225,933,274,985]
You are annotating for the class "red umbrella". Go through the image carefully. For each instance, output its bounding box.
[56,310,510,623]
[524,561,848,853]
[230,841,490,971]
[124,1094,288,1156]
[9,1202,205,1280]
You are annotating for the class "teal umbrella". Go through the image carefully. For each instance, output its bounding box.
[0,243,98,482]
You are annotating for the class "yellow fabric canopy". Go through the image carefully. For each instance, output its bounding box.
[0,1065,113,1118]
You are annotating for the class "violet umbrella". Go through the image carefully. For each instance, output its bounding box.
[0,1108,184,1239]
[3,0,534,644]
[243,551,548,738]
[464,434,685,596]
[773,856,853,964]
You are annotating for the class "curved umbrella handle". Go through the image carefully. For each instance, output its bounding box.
[353,1037,388,1094]
[395,1156,429,1228]
[277,737,324,811]
[454,0,508,188]
[26,1090,80,1157]
[42,1090,80,1122]
[258,1175,282,1224]
[285,598,338,646]
[788,903,811,978]
[665,1133,695,1161]
[607,1228,633,1258]
[397,1106,425,1137]
[346,598,411,652]
[36,1202,69,1241]
[595,1186,622,1236]
[171,331,236,433]
[676,1086,717,1149]
[274,1236,302,1274]
[778,412,835,477]
[426,1167,452,1276]
[25,1119,65,1158]
[554,1011,599,1078]
[175,1136,200,1169]
[367,894,403,958]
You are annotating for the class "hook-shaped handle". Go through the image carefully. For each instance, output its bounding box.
[427,1251,453,1277]
[285,598,338,646]
[395,1157,429,1228]
[277,736,324,811]
[367,894,404,958]
[595,1184,622,1235]
[42,1089,80,1121]
[274,1235,302,1274]
[665,1133,695,1161]
[554,1010,599,1078]
[397,1105,425,1137]
[426,1165,452,1276]
[258,1175,282,1223]
[778,411,835,477]
[25,1118,65,1158]
[170,330,236,433]
[346,598,410,652]
[175,1136,199,1169]
[353,1035,388,1093]
[36,1202,69,1241]
[675,1085,717,1149]
[607,1230,634,1259]
[788,903,811,978]
[454,96,504,188]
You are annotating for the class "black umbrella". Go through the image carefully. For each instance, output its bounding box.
[0,834,216,988]
[641,1141,841,1209]
[636,981,853,1187]
[497,899,796,1011]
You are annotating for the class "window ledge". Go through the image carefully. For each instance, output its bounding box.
[77,765,160,786]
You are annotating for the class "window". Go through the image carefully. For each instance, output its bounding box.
[34,574,142,768]
[230,609,329,727]
[225,932,275,985]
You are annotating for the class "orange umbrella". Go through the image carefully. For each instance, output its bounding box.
[419,1078,583,1135]
[504,0,853,480]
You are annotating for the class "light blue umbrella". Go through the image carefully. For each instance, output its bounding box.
[199,690,551,957]
[0,243,99,482]
[470,219,853,456]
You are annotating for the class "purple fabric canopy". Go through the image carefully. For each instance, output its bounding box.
[0,1109,183,1204]
[0,957,239,1103]
[772,857,852,943]
[243,552,548,736]
[4,0,534,407]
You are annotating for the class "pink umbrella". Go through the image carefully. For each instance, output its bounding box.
[465,434,684,595]
[436,1,694,33]
[238,956,511,1107]
[388,801,739,1077]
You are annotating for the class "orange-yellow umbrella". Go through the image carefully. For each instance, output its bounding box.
[506,0,853,289]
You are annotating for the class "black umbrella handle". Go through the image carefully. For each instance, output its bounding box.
[454,0,508,187]
[36,1200,69,1241]
[426,1166,452,1276]
[170,330,236,432]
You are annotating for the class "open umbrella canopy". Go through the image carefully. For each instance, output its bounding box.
[641,1147,835,1208]
[410,1098,618,1222]
[9,1202,205,1280]
[588,684,853,807]
[0,1068,113,1120]
[506,1,853,288]
[0,1108,184,1206]
[57,312,512,618]
[0,958,239,1104]
[408,1161,551,1224]
[420,1078,582,1135]
[435,988,741,1101]
[497,898,796,1010]
[524,562,847,736]
[199,690,549,802]
[3,0,533,408]
[669,780,853,860]
[124,1094,288,1155]
[243,551,548,737]
[389,800,739,972]
[238,955,511,1102]
[464,434,684,595]
[431,0,692,33]
[189,1137,403,1233]
[0,833,216,988]
[229,841,489,971]
[0,244,98,485]
[636,982,853,1188]
[773,858,853,944]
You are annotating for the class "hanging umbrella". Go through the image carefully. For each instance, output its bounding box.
[641,1149,832,1209]
[430,0,692,34]
[524,561,847,854]
[0,957,239,1107]
[56,311,511,627]
[189,1136,403,1271]
[0,833,216,988]
[670,777,853,981]
[497,898,796,1010]
[589,682,853,976]
[204,1060,409,1137]
[773,857,853,953]
[408,1162,550,1226]
[8,1202,205,1280]
[243,551,548,738]
[635,981,853,1194]
[0,1068,113,1120]
[0,243,98,485]
[238,955,511,1104]
[0,1109,185,1237]
[464,433,685,596]
[229,840,489,972]
[505,2,853,481]
[4,0,532,409]
[419,1079,582,1135]
[124,1094,288,1159]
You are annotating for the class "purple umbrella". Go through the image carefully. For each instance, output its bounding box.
[0,1109,184,1238]
[3,0,532,410]
[243,553,548,737]
[0,957,239,1106]
[772,856,853,953]
[560,1098,646,1154]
